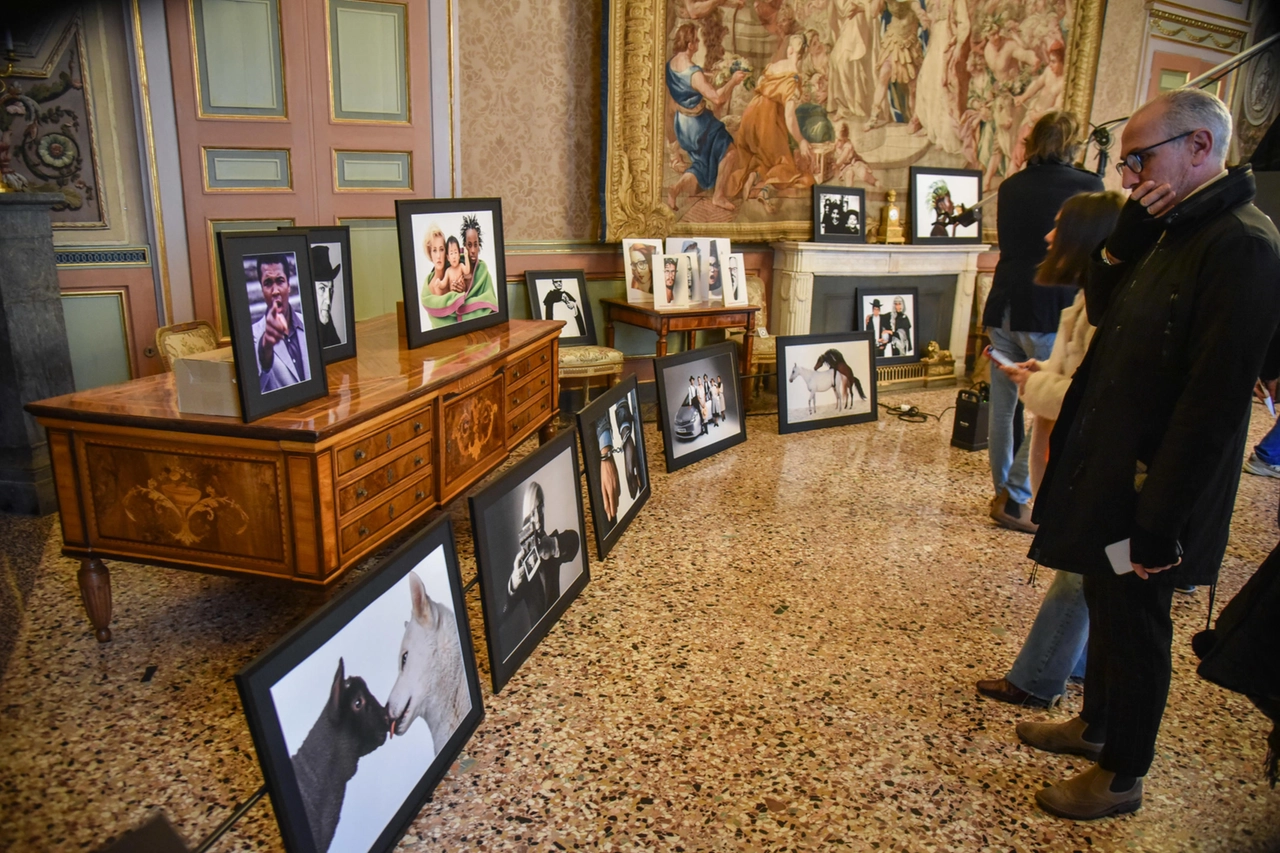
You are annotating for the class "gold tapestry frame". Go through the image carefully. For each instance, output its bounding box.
[603,0,1107,242]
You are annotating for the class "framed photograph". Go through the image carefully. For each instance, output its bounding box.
[218,231,330,422]
[705,238,731,301]
[908,167,983,244]
[723,253,748,307]
[857,287,919,366]
[777,332,878,434]
[576,376,651,559]
[395,198,509,348]
[812,185,866,244]
[278,226,356,364]
[525,269,595,347]
[622,238,661,304]
[654,253,696,310]
[469,429,590,693]
[654,341,746,473]
[666,239,705,301]
[235,516,484,853]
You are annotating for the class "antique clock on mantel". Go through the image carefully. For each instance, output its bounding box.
[879,189,906,244]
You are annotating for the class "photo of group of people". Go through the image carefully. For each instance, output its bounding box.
[813,186,866,244]
[655,342,746,471]
[860,288,918,365]
[395,199,509,349]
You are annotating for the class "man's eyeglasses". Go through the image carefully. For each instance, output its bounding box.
[1114,131,1193,177]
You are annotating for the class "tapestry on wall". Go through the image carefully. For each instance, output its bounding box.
[0,18,106,228]
[604,0,1104,242]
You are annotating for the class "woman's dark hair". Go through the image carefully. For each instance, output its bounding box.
[1035,191,1125,287]
[1025,110,1081,165]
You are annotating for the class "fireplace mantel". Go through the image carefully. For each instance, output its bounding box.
[771,242,990,380]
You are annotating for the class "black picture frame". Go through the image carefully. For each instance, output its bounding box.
[908,166,983,245]
[395,198,509,349]
[235,515,484,853]
[469,429,590,693]
[776,332,878,434]
[576,375,650,559]
[856,286,920,367]
[218,230,330,422]
[277,226,357,364]
[653,341,746,473]
[812,185,866,244]
[525,269,596,347]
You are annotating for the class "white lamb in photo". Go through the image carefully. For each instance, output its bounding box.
[386,571,470,756]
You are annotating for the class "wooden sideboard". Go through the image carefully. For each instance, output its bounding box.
[27,316,562,642]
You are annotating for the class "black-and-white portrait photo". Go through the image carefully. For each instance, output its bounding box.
[812,186,866,244]
[578,377,651,559]
[470,431,590,692]
[311,243,346,348]
[526,270,594,346]
[723,252,748,307]
[655,343,746,472]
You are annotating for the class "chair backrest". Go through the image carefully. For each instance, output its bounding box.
[745,275,767,311]
[155,320,220,372]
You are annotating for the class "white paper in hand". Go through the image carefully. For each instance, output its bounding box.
[1106,539,1134,575]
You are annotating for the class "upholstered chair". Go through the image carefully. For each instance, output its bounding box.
[155,320,220,372]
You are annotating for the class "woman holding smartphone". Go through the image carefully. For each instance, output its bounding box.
[976,190,1125,709]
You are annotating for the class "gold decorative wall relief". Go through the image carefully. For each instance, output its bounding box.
[603,0,1105,242]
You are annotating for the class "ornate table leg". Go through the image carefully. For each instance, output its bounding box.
[78,558,113,643]
[741,315,757,405]
[606,314,615,348]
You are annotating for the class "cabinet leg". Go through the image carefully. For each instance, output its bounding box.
[77,558,113,643]
[538,421,557,445]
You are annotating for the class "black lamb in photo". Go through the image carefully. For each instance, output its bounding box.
[290,657,388,853]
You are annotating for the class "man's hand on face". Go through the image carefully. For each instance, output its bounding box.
[599,449,619,521]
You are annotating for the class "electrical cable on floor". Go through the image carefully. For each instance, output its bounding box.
[878,401,955,423]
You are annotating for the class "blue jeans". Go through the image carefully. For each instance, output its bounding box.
[987,322,1056,506]
[1007,570,1089,701]
[1256,416,1280,465]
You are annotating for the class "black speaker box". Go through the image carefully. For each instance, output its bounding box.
[951,387,989,451]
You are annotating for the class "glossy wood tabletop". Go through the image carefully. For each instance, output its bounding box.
[27,316,563,442]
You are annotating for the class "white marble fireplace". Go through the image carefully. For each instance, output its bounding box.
[771,242,990,380]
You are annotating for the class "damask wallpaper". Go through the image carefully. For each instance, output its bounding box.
[458,0,603,242]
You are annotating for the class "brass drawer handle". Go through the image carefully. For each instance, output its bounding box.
[414,455,423,466]
[358,525,369,537]
[540,353,547,362]
[512,369,521,379]
[385,433,393,449]
[540,377,547,387]
[388,505,396,520]
[413,421,423,432]
[415,489,424,500]
[356,487,367,499]
[512,395,521,406]
[387,469,395,485]
[446,439,453,454]
[354,449,366,461]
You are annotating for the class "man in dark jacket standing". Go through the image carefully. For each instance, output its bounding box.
[1016,88,1280,819]
[984,111,1103,533]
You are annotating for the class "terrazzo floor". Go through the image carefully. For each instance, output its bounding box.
[3,386,1279,853]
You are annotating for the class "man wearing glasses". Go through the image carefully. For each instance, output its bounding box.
[1014,88,1280,820]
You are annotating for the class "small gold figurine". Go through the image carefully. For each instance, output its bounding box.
[879,189,905,244]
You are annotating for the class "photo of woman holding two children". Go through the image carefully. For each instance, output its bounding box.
[414,212,500,330]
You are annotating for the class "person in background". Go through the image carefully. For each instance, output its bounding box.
[983,110,1104,534]
[975,190,1124,710]
[1017,87,1280,821]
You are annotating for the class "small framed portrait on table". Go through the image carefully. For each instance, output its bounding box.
[395,198,509,349]
[218,230,330,422]
[525,269,596,347]
[277,226,356,363]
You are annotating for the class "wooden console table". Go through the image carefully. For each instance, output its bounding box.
[27,316,562,642]
[600,298,759,400]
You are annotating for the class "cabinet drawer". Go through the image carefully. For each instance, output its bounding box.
[508,394,552,440]
[507,362,551,410]
[337,438,432,517]
[335,409,432,478]
[508,345,552,384]
[339,472,433,555]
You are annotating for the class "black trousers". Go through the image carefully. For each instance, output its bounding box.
[1079,569,1177,777]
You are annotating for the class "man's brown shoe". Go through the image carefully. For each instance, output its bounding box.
[976,677,1059,708]
[1035,764,1143,820]
[990,489,1038,533]
[1016,716,1104,761]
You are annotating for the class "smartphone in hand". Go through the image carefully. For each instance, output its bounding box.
[985,345,1016,369]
